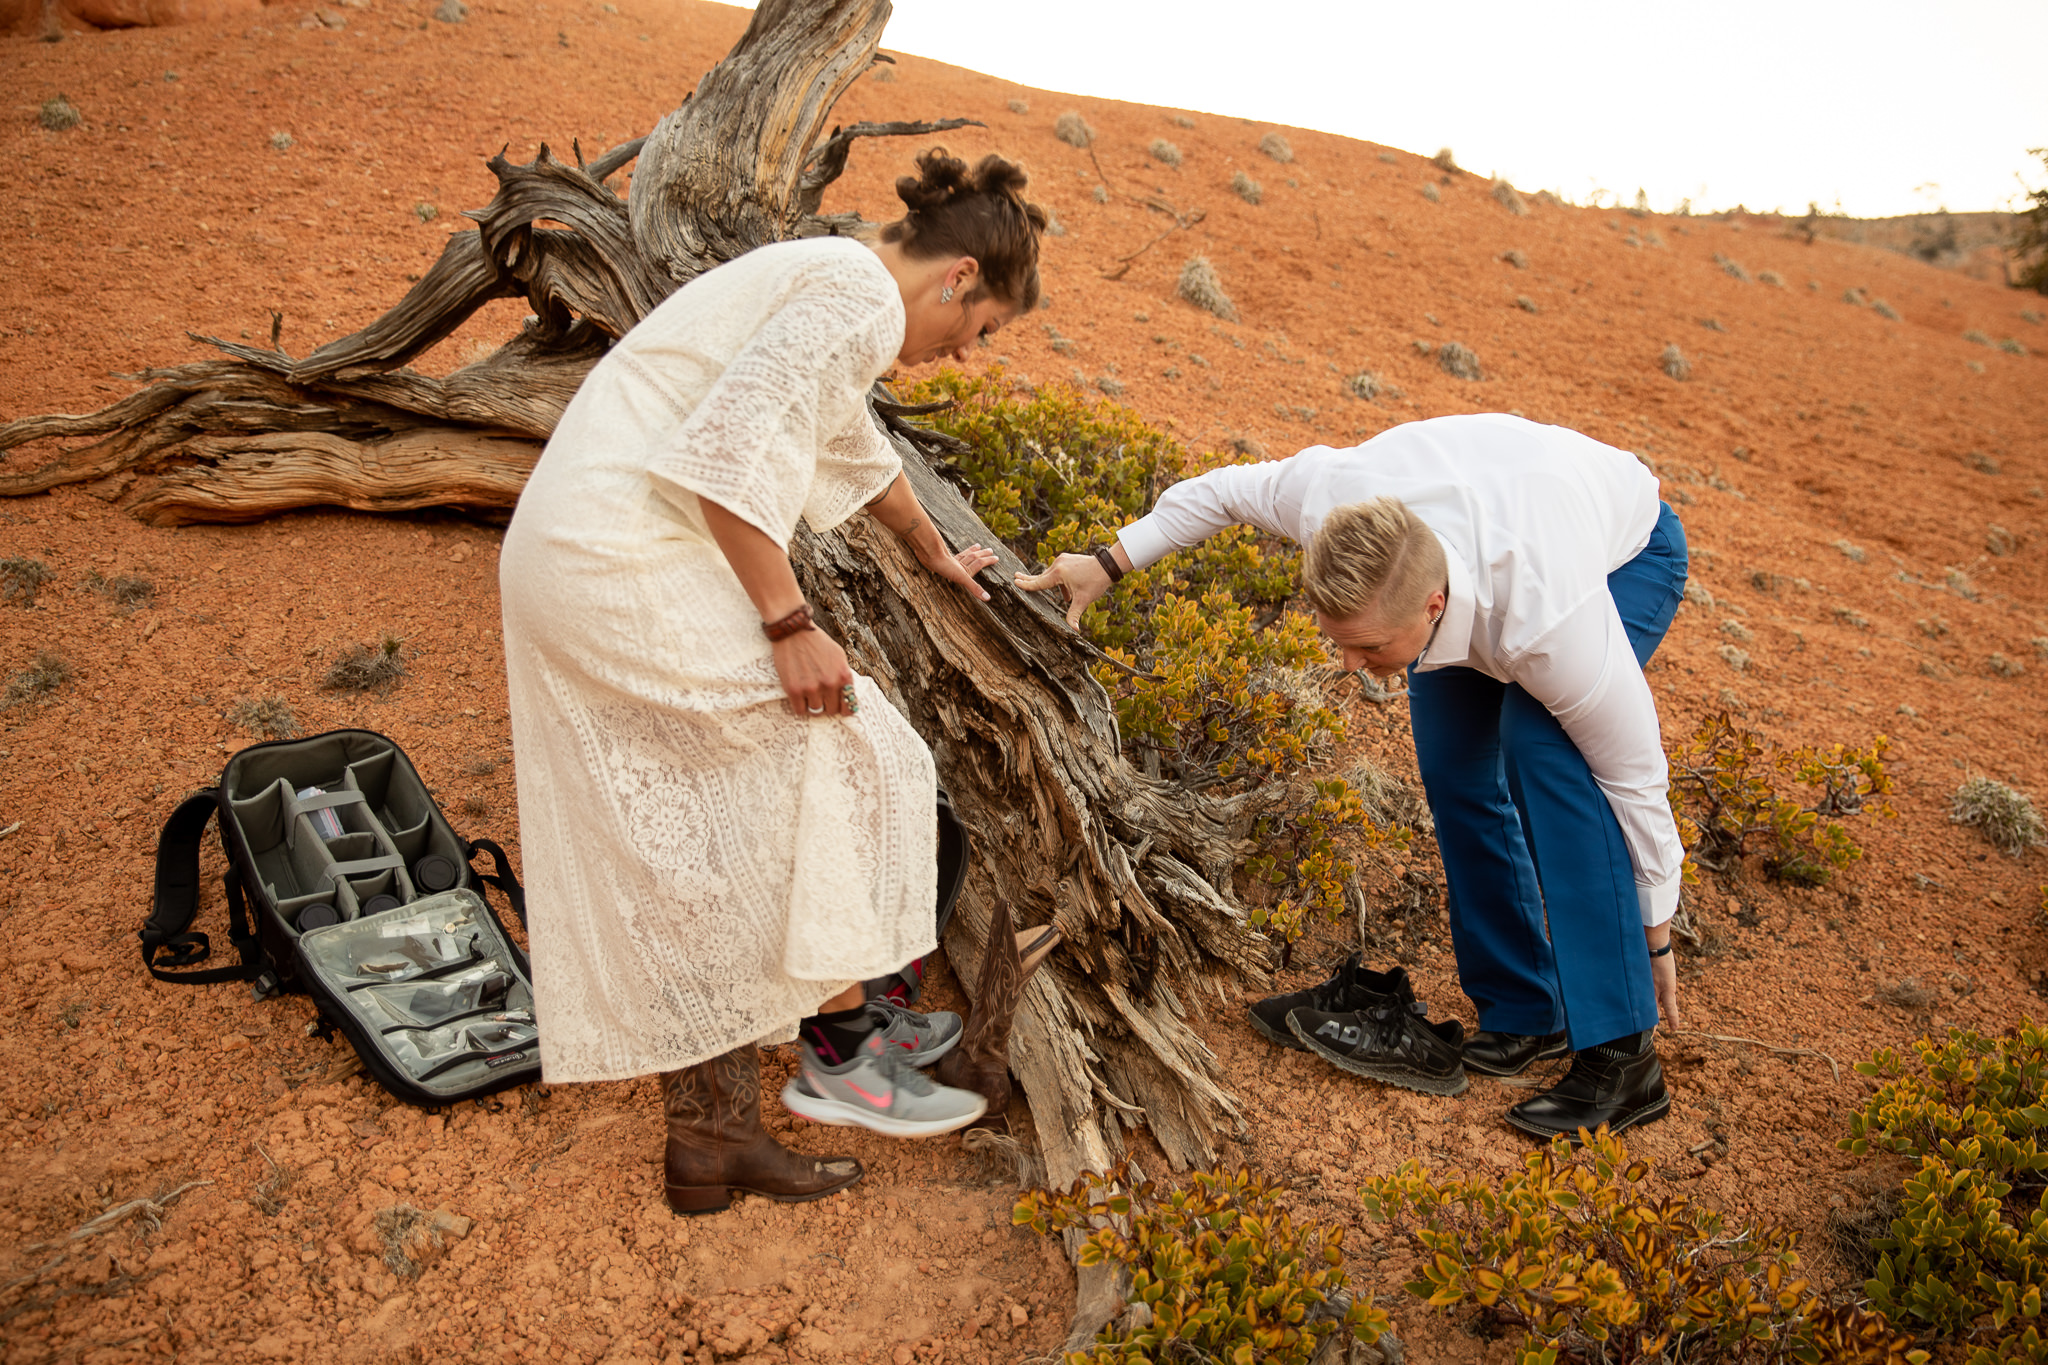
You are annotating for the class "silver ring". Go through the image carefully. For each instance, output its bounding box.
[806,704,825,714]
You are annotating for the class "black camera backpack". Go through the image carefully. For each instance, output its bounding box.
[143,729,540,1107]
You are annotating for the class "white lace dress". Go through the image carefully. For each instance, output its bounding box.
[499,237,938,1083]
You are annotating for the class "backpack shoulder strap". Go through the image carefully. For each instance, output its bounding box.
[463,836,528,929]
[141,790,264,985]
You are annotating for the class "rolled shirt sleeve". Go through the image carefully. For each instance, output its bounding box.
[1117,460,1303,568]
[1511,595,1685,925]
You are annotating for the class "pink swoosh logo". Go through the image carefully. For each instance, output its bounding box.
[845,1080,890,1106]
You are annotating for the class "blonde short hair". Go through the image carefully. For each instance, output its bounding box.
[1302,498,1446,621]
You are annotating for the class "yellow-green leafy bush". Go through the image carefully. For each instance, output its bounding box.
[904,369,1405,952]
[1014,1161,1387,1364]
[1362,1127,1923,1364]
[1842,1023,2048,1361]
[1667,712,1894,885]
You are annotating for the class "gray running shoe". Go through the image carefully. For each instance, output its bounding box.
[781,1035,988,1138]
[865,999,963,1068]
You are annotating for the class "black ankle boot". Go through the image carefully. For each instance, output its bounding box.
[1503,1033,1668,1140]
[1462,1029,1570,1077]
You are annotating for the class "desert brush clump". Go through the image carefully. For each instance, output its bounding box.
[39,95,81,131]
[1148,138,1182,167]
[1054,110,1094,148]
[1230,170,1262,205]
[83,569,154,612]
[1667,712,1894,885]
[2,650,72,710]
[413,201,438,223]
[372,1204,444,1278]
[1344,371,1382,401]
[1016,1160,1388,1365]
[1,556,53,606]
[1364,1127,1924,1365]
[269,130,294,151]
[1714,253,1752,282]
[1421,182,1441,203]
[1438,341,1481,380]
[1989,652,2026,678]
[1502,248,1530,269]
[1759,269,1787,287]
[322,636,409,694]
[1492,177,1528,215]
[1431,146,1460,173]
[2000,337,2029,356]
[1516,295,1539,313]
[1949,776,2046,855]
[1842,1023,2048,1362]
[1005,97,1028,114]
[1872,299,1902,321]
[1662,343,1692,380]
[903,369,1409,954]
[1963,329,1993,346]
[228,696,300,740]
[1258,131,1293,163]
[1172,114,1194,129]
[1176,256,1239,322]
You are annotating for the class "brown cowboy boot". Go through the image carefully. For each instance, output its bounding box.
[933,895,1060,1128]
[661,1043,863,1215]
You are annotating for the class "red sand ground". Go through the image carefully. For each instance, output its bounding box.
[3,2,2047,1362]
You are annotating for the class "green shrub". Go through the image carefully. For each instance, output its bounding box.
[1364,1126,1924,1364]
[1667,712,1894,885]
[1015,1161,1387,1365]
[901,369,1407,955]
[1843,1023,2048,1360]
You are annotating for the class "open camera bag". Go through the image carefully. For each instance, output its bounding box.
[142,728,540,1107]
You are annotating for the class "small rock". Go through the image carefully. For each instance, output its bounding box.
[1009,1303,1029,1328]
[428,1206,472,1239]
[892,1347,914,1365]
[432,0,465,21]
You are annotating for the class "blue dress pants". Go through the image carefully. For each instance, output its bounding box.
[1406,503,1687,1050]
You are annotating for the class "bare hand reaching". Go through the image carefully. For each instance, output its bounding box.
[920,542,997,602]
[1013,551,1114,629]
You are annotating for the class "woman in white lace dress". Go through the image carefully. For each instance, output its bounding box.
[500,151,1046,1214]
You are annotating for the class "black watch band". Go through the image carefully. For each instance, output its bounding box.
[1092,547,1125,584]
[1647,942,1674,958]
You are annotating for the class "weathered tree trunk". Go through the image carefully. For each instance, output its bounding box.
[0,0,1279,1198]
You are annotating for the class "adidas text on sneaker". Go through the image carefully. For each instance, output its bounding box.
[1287,1000,1468,1097]
[780,1035,987,1138]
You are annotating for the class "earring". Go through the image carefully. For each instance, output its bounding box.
[939,285,955,304]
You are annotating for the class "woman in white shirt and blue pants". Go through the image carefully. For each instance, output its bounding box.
[1022,413,1686,1138]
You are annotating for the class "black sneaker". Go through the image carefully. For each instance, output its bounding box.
[1247,956,1420,1052]
[1504,1035,1670,1141]
[1287,998,1469,1096]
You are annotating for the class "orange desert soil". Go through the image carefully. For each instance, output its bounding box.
[2,3,2047,1363]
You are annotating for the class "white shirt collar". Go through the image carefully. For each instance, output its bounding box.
[1415,533,1476,673]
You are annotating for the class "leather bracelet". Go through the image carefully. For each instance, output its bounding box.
[762,605,816,641]
[1092,547,1125,584]
[1647,942,1674,959]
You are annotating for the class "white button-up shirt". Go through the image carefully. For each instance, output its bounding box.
[1117,413,1683,926]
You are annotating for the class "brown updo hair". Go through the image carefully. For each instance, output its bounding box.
[880,148,1048,311]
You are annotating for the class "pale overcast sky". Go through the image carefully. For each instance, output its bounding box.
[739,0,2046,219]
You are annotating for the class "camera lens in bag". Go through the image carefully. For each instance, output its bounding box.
[298,903,340,931]
[362,894,402,915]
[414,855,458,893]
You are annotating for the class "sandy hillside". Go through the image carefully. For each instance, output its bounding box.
[3,1,2047,1363]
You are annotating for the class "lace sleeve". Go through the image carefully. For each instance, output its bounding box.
[803,389,904,534]
[642,284,899,547]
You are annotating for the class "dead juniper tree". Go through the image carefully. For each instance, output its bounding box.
[0,0,1285,1203]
